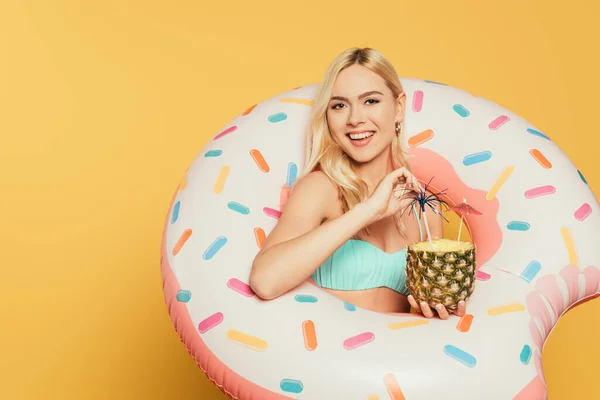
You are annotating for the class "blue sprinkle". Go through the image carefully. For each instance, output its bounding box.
[578,170,588,185]
[527,128,550,141]
[268,112,287,123]
[204,149,223,157]
[287,162,298,187]
[294,294,318,303]
[520,261,541,283]
[280,379,303,394]
[520,345,532,364]
[171,201,181,224]
[227,201,250,215]
[344,302,356,311]
[202,237,227,260]
[453,104,470,118]
[176,290,192,302]
[507,221,530,231]
[444,344,477,367]
[463,151,492,166]
[424,80,447,85]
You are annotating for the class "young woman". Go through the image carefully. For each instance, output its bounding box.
[249,47,467,319]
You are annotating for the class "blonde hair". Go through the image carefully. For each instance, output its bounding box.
[297,47,413,237]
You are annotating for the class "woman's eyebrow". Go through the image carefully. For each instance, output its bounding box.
[330,90,384,102]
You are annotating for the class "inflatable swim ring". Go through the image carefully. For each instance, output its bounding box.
[160,78,600,399]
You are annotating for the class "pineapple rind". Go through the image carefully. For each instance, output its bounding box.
[405,239,477,312]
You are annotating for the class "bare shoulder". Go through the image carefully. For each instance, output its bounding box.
[290,171,341,212]
[259,170,342,253]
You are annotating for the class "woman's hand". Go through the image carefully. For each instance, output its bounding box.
[364,167,421,223]
[407,295,466,320]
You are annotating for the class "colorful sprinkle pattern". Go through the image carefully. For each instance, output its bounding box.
[163,79,599,399]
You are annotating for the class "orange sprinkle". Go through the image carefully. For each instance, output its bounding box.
[383,373,405,400]
[456,314,474,332]
[560,226,578,266]
[302,320,317,351]
[387,319,429,330]
[254,227,266,249]
[172,229,192,255]
[214,165,230,194]
[279,98,314,107]
[530,149,552,169]
[242,104,257,116]
[487,303,526,316]
[227,329,268,351]
[408,129,434,147]
[250,149,270,173]
[486,165,515,200]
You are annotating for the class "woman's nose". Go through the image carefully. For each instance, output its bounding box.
[347,106,365,126]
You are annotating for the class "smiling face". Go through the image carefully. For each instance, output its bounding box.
[326,63,406,164]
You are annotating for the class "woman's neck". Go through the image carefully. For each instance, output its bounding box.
[356,145,396,192]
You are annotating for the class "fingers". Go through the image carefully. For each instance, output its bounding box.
[389,167,422,192]
[388,167,410,183]
[407,295,457,320]
[393,184,412,199]
[408,295,433,318]
[455,301,467,317]
[435,304,450,320]
[411,176,423,191]
[404,173,422,192]
[420,301,435,318]
[407,294,419,310]
[409,296,435,318]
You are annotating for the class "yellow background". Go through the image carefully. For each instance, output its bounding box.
[1,1,598,399]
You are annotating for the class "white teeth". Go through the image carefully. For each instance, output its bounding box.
[349,131,374,140]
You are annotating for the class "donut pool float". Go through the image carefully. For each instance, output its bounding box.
[160,78,600,399]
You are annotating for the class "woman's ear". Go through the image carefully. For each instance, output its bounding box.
[395,91,407,123]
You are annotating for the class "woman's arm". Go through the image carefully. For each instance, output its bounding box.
[249,171,377,300]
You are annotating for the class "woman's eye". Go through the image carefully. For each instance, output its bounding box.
[331,99,378,110]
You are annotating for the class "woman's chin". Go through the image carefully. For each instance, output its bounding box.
[348,151,377,165]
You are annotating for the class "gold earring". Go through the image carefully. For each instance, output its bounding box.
[395,122,401,136]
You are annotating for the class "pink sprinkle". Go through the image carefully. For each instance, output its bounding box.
[476,270,491,281]
[227,278,255,297]
[198,312,223,333]
[413,90,424,112]
[213,126,238,140]
[263,207,281,219]
[574,203,592,221]
[343,332,375,350]
[524,185,556,199]
[489,115,510,130]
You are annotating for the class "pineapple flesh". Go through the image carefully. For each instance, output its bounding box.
[405,238,476,313]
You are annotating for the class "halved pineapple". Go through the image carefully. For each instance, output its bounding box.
[405,239,476,313]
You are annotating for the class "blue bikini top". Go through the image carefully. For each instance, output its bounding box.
[310,239,410,295]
